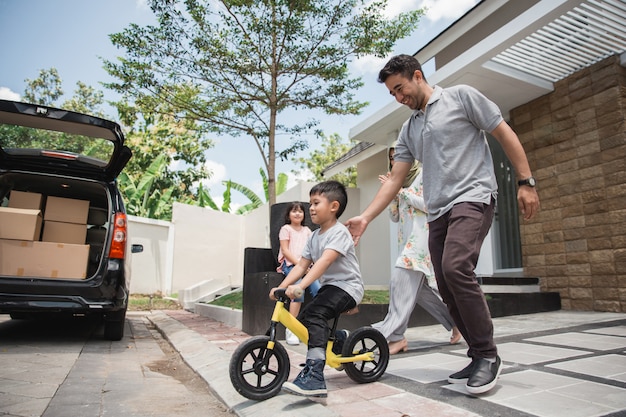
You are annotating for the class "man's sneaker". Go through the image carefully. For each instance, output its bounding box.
[465,356,502,395]
[332,329,350,355]
[285,328,300,345]
[282,359,327,398]
[448,358,477,384]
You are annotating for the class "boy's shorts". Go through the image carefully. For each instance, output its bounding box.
[280,261,321,303]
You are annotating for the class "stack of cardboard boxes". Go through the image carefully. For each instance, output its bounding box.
[0,191,90,279]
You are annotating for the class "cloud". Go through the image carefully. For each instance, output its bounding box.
[377,0,479,21]
[0,87,20,101]
[381,0,422,18]
[419,0,480,22]
[135,0,150,10]
[201,160,228,188]
[288,169,314,189]
[351,55,388,76]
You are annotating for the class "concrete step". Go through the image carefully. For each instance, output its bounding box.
[479,276,541,293]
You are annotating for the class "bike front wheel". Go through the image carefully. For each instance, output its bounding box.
[342,327,389,384]
[229,335,291,401]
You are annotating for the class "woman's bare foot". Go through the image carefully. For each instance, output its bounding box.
[388,338,408,354]
[450,327,462,345]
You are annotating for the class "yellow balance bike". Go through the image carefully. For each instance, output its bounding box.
[229,288,389,401]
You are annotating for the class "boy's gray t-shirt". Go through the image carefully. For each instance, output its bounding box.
[393,84,503,221]
[302,222,364,305]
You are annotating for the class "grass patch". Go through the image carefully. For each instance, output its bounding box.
[208,289,389,310]
[207,291,244,309]
[361,290,389,304]
[129,293,182,311]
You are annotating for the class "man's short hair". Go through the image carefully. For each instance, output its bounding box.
[310,180,348,218]
[378,54,426,83]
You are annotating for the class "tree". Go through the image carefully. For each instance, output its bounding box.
[23,68,63,106]
[118,110,214,210]
[62,82,106,118]
[294,132,357,187]
[17,68,215,221]
[103,0,424,206]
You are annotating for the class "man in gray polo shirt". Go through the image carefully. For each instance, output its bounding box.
[346,54,540,395]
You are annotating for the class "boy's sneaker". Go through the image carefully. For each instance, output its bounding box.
[282,359,327,398]
[332,329,350,355]
[448,358,477,384]
[465,356,502,395]
[285,328,300,345]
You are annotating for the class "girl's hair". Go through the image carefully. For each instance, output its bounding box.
[283,201,307,225]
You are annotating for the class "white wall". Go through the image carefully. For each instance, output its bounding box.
[127,215,170,294]
[126,181,364,296]
[170,202,245,293]
[355,150,394,287]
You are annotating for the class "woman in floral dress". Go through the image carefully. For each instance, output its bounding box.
[372,145,461,354]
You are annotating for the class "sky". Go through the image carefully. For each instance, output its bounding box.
[0,0,480,207]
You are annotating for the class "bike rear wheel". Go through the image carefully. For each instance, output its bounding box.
[229,335,290,401]
[342,327,389,383]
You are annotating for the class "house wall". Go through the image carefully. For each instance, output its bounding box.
[509,55,626,312]
[355,151,394,287]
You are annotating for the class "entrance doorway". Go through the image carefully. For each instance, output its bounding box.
[488,136,522,271]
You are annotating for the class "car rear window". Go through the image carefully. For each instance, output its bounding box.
[0,124,115,166]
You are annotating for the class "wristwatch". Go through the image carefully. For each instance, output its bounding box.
[518,176,536,187]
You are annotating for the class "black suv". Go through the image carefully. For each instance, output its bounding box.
[0,99,141,340]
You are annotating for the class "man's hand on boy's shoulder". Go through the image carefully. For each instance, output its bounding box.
[345,215,368,245]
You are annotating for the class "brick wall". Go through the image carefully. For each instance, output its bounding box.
[509,55,626,312]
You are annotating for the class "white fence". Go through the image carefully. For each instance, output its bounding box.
[127,182,344,297]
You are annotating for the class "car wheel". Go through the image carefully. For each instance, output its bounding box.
[104,310,126,341]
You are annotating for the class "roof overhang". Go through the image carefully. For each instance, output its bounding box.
[349,0,626,148]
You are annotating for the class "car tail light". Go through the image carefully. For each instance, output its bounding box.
[109,213,127,259]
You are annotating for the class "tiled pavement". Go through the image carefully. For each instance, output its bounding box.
[149,309,626,417]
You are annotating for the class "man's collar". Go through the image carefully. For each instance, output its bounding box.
[412,85,442,118]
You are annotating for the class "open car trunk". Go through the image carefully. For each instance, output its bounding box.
[0,171,111,280]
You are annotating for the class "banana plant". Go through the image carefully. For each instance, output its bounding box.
[227,168,288,214]
[118,153,172,219]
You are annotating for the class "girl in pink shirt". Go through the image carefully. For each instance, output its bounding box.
[277,202,320,345]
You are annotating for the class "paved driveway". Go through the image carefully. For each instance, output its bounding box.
[0,312,232,417]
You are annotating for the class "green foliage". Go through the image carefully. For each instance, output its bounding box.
[23,68,63,106]
[119,112,214,220]
[294,133,357,187]
[103,0,424,205]
[62,82,106,118]
[117,154,175,219]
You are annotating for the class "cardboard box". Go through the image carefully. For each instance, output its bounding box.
[0,207,43,241]
[8,190,44,210]
[0,239,89,279]
[44,196,89,224]
[42,221,87,245]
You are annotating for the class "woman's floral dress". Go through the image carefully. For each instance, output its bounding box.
[388,169,436,287]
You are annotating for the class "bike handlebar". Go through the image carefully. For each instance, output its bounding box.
[274,287,303,300]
